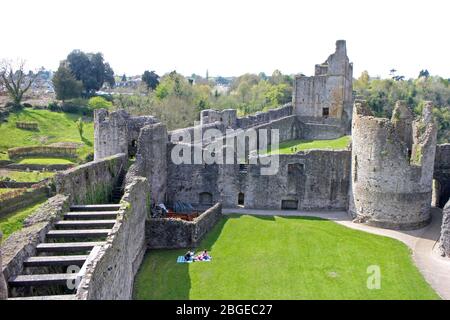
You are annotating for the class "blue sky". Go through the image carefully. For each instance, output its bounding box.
[2,0,449,79]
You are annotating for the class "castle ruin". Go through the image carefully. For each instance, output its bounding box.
[2,40,450,300]
[349,100,437,229]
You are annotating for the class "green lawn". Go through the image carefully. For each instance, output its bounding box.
[0,188,13,195]
[0,170,56,182]
[134,215,439,300]
[0,109,94,161]
[0,200,46,241]
[268,135,351,154]
[17,158,75,165]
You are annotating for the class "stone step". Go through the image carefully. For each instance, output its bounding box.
[46,229,111,239]
[70,204,121,212]
[23,255,88,267]
[55,220,116,229]
[9,274,78,287]
[8,294,77,300]
[36,242,105,253]
[64,211,118,220]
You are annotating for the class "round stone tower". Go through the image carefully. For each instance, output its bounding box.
[349,100,437,230]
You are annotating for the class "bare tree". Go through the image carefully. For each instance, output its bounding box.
[0,59,37,107]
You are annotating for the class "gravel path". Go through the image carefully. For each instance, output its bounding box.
[223,207,450,299]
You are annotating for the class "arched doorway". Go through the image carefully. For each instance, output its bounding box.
[199,192,213,206]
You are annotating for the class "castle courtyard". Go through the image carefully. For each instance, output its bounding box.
[134,213,441,300]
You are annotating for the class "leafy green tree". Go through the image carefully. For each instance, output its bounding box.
[104,63,115,88]
[52,63,83,103]
[65,50,114,95]
[142,70,159,90]
[87,96,113,110]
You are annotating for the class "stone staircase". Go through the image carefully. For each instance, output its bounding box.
[7,203,121,300]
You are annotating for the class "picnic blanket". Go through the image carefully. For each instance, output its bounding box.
[177,256,212,263]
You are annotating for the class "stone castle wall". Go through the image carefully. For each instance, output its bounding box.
[55,153,127,205]
[439,200,450,257]
[293,40,353,134]
[127,123,168,206]
[200,104,293,130]
[434,144,450,208]
[0,233,8,300]
[94,109,158,160]
[76,177,148,300]
[146,203,222,249]
[166,149,350,211]
[350,100,437,230]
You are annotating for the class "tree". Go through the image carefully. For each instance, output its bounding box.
[104,63,115,88]
[142,70,159,90]
[419,69,430,79]
[0,60,37,107]
[121,74,127,82]
[66,50,114,95]
[87,96,113,110]
[52,63,82,102]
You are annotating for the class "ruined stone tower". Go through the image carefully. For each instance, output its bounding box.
[349,100,437,230]
[94,109,158,160]
[293,40,353,133]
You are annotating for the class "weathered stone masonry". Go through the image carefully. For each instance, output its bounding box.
[293,40,353,134]
[54,153,127,205]
[349,100,437,230]
[0,233,8,300]
[146,203,222,249]
[76,177,149,300]
[434,144,450,208]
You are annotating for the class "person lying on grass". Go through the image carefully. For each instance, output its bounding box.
[194,250,211,261]
[184,250,194,261]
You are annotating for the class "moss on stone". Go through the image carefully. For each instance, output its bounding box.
[411,145,423,166]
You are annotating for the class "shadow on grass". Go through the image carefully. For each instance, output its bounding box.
[134,217,229,300]
[81,136,93,146]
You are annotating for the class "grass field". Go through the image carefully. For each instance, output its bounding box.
[17,158,75,165]
[0,188,12,195]
[0,200,46,241]
[134,215,439,300]
[0,109,94,161]
[0,170,56,182]
[268,136,351,154]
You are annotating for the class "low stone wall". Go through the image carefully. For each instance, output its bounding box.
[302,122,345,140]
[236,104,293,129]
[0,233,7,300]
[1,195,70,282]
[76,177,149,300]
[54,153,127,205]
[4,163,73,171]
[146,203,222,249]
[0,181,38,188]
[439,201,450,257]
[0,186,49,218]
[8,145,77,159]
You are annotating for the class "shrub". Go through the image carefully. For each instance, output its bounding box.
[87,96,113,110]
[76,117,84,138]
[83,152,94,163]
[48,101,61,112]
[61,101,91,115]
[23,103,33,108]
